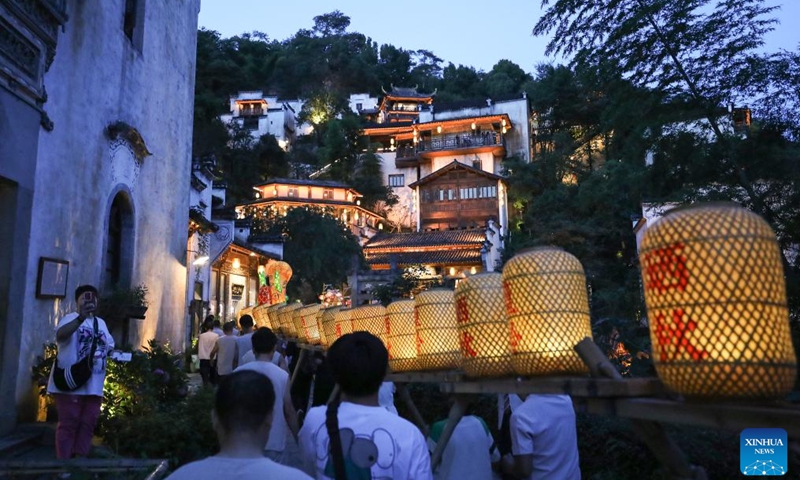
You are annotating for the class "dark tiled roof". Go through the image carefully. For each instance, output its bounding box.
[188,208,219,233]
[408,160,504,188]
[364,230,485,249]
[385,85,435,99]
[365,249,482,267]
[427,93,526,113]
[254,178,353,189]
[231,238,280,260]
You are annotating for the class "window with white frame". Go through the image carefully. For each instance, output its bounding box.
[389,174,405,187]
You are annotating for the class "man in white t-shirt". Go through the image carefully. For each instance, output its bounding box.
[47,285,115,459]
[427,414,499,480]
[299,332,432,480]
[235,327,299,464]
[166,370,310,480]
[501,394,581,480]
[235,314,255,365]
[197,320,219,386]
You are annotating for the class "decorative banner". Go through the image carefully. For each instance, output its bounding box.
[231,283,245,300]
[639,203,796,398]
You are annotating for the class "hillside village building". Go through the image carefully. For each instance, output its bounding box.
[0,0,200,434]
[219,91,307,150]
[221,86,532,303]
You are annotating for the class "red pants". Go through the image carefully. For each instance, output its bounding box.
[53,394,102,459]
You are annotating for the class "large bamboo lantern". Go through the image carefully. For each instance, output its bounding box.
[296,304,322,344]
[279,302,302,339]
[351,305,389,346]
[415,289,461,370]
[333,308,353,340]
[387,300,418,372]
[454,273,513,377]
[266,303,285,332]
[639,203,797,398]
[319,306,342,347]
[502,246,592,375]
[252,303,271,329]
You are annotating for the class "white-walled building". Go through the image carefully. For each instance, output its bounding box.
[219,91,306,149]
[0,0,200,433]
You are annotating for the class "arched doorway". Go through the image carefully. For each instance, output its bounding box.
[104,191,135,345]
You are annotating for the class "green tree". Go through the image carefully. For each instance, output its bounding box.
[264,207,364,303]
[483,59,532,98]
[352,148,398,215]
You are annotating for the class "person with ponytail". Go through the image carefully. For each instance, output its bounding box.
[298,332,432,480]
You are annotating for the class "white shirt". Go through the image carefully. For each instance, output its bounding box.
[198,331,219,360]
[236,332,254,365]
[299,401,433,480]
[378,381,398,415]
[241,350,284,369]
[235,360,290,452]
[166,455,311,480]
[427,415,499,480]
[47,313,114,396]
[510,395,581,480]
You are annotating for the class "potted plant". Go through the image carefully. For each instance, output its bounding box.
[98,283,149,321]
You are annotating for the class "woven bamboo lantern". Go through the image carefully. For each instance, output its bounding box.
[415,289,461,370]
[319,306,342,347]
[454,273,513,377]
[295,304,322,344]
[265,303,285,333]
[639,203,797,398]
[502,246,592,376]
[252,303,272,329]
[351,305,389,346]
[333,308,353,340]
[279,302,302,339]
[387,300,418,372]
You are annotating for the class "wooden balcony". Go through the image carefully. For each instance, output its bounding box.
[395,132,506,167]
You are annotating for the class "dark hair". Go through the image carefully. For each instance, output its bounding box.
[202,320,213,332]
[204,314,215,323]
[251,327,278,354]
[239,314,254,329]
[213,320,221,328]
[327,331,387,396]
[223,321,235,333]
[215,370,275,434]
[74,285,98,302]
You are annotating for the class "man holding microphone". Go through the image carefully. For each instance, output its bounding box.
[47,285,115,459]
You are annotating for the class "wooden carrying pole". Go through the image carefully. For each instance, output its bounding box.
[574,337,707,480]
[395,382,430,438]
[429,394,472,470]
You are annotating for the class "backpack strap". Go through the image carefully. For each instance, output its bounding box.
[325,400,347,480]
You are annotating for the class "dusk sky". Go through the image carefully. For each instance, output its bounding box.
[198,0,800,73]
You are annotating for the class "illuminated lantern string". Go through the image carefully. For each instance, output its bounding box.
[351,305,389,347]
[333,308,353,340]
[278,302,302,339]
[454,272,513,377]
[318,306,341,348]
[502,246,592,376]
[252,303,272,329]
[295,304,321,344]
[639,202,797,398]
[387,300,418,372]
[415,289,461,371]
[266,303,285,333]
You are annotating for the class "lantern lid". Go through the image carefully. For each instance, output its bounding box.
[516,245,565,255]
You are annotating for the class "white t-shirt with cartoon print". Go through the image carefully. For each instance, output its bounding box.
[299,401,433,480]
[47,312,114,396]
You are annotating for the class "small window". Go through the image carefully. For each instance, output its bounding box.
[472,159,482,170]
[123,0,145,51]
[322,189,334,200]
[356,103,363,111]
[287,187,299,198]
[389,174,405,187]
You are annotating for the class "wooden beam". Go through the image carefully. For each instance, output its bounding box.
[576,397,800,437]
[439,377,664,397]
[395,382,429,438]
[430,395,472,470]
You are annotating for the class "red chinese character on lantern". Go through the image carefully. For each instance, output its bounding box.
[455,297,469,324]
[509,320,522,353]
[644,242,689,293]
[385,316,391,336]
[414,308,423,352]
[460,331,477,357]
[654,308,709,362]
[335,323,342,338]
[503,281,518,315]
[387,340,393,359]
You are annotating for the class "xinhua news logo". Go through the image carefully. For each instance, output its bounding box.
[740,428,788,476]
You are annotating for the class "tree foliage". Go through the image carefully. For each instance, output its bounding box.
[261,207,364,303]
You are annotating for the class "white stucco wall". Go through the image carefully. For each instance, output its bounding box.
[17,0,199,410]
